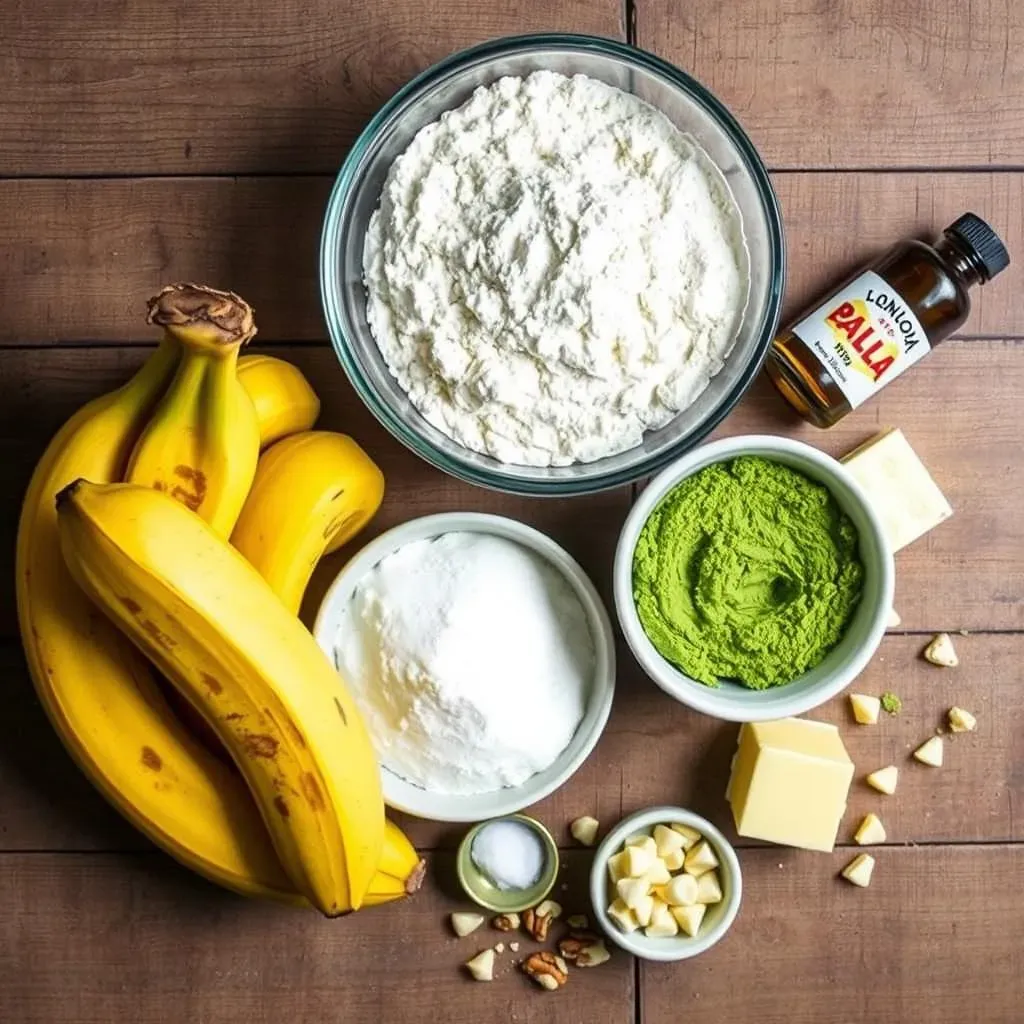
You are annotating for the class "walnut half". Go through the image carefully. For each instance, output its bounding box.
[522,951,568,990]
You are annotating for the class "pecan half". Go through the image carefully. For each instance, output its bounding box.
[522,951,568,990]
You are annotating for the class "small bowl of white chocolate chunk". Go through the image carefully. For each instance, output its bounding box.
[589,806,742,961]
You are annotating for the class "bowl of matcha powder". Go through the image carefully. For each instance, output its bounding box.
[614,435,894,721]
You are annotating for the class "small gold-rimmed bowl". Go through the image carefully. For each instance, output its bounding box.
[456,814,560,913]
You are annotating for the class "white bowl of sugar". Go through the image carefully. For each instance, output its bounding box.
[313,512,616,822]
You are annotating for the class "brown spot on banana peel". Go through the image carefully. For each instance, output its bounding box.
[224,712,243,722]
[241,734,279,759]
[118,596,142,615]
[273,796,290,818]
[141,619,176,651]
[200,671,223,695]
[334,697,348,727]
[140,746,162,771]
[300,772,326,812]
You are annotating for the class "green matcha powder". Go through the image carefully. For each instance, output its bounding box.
[633,456,863,690]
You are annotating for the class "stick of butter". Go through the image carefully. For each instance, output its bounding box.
[726,718,854,852]
[841,428,952,552]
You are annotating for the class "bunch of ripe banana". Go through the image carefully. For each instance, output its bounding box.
[17,283,424,917]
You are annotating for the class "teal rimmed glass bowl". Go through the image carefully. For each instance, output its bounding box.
[320,34,785,496]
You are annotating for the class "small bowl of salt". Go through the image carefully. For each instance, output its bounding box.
[456,814,559,913]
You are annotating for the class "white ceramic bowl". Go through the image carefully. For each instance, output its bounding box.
[313,512,616,822]
[614,435,894,722]
[590,806,742,961]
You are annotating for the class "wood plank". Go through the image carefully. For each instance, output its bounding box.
[0,851,632,1024]
[0,0,622,176]
[2,341,1018,643]
[637,0,1024,169]
[641,845,1024,1024]
[2,632,1018,851]
[0,173,1020,346]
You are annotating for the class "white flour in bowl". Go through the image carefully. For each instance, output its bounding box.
[333,532,594,795]
[363,69,748,467]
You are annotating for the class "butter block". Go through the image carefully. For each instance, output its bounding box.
[841,428,952,552]
[726,718,854,852]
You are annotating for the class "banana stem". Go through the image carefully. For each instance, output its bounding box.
[148,284,256,353]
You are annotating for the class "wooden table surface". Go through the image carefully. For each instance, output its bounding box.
[2,2,1022,1022]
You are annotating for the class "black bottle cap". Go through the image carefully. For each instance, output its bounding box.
[946,212,1010,281]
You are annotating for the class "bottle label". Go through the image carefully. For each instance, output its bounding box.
[791,270,931,409]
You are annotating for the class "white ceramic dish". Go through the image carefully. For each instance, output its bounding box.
[590,806,742,961]
[614,435,894,722]
[313,512,616,822]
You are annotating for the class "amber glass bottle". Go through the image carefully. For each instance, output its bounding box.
[766,213,1009,427]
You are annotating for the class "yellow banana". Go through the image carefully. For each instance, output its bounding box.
[57,480,385,916]
[364,821,427,906]
[237,354,320,448]
[231,432,385,614]
[16,337,299,904]
[126,284,260,537]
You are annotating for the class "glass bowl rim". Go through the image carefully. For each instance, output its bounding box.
[320,32,786,496]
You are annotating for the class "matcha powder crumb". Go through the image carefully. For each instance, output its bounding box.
[881,692,902,715]
[632,456,864,690]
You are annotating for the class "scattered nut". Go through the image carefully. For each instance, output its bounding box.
[492,912,520,932]
[948,706,977,733]
[509,941,520,953]
[465,948,496,981]
[559,934,611,967]
[570,815,600,847]
[494,942,505,954]
[451,912,485,937]
[566,914,589,930]
[523,900,562,941]
[923,632,958,667]
[522,951,568,990]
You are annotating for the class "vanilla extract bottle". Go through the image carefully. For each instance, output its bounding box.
[766,213,1009,427]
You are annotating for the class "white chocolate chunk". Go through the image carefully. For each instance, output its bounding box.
[632,893,655,928]
[643,859,672,887]
[849,693,881,725]
[625,844,656,878]
[695,870,723,905]
[866,765,899,795]
[616,877,651,911]
[841,853,875,888]
[887,607,902,629]
[606,899,638,934]
[624,834,656,852]
[653,824,686,857]
[450,912,485,937]
[671,902,706,937]
[948,706,977,733]
[854,813,887,846]
[606,851,629,884]
[683,839,719,877]
[913,736,944,767]
[661,847,685,872]
[663,873,699,907]
[924,632,958,668]
[570,815,600,847]
[840,427,952,552]
[644,900,679,938]
[465,948,496,981]
[669,823,702,850]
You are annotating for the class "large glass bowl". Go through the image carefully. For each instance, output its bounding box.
[320,34,785,495]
